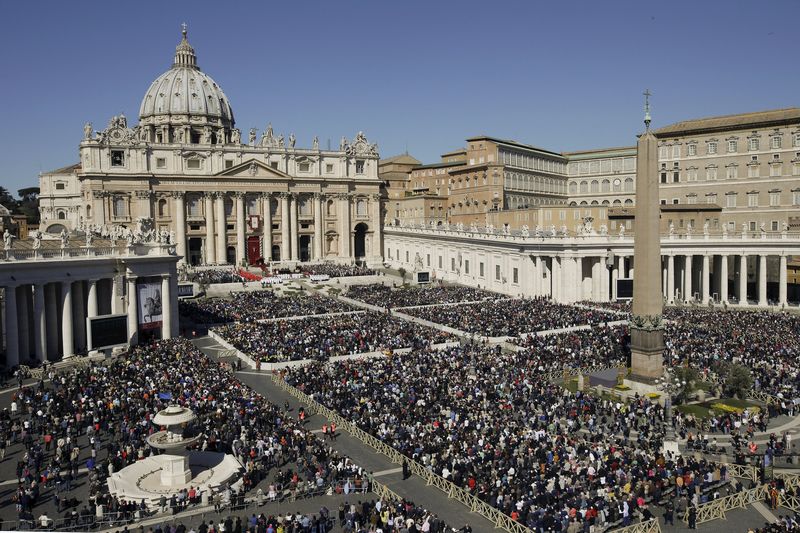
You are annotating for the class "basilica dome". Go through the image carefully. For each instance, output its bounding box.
[138,27,235,144]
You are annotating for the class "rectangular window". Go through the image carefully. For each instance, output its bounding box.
[660,172,667,184]
[793,191,800,205]
[55,182,65,190]
[726,166,738,179]
[156,158,167,169]
[270,161,279,170]
[111,150,124,167]
[512,268,519,285]
[426,254,430,267]
[672,172,680,183]
[770,164,782,177]
[728,140,737,153]
[688,144,697,156]
[795,133,800,147]
[770,192,780,206]
[687,195,697,205]
[708,142,717,154]
[451,257,455,271]
[771,221,779,232]
[186,159,201,169]
[748,165,760,178]
[772,136,782,149]
[406,251,409,262]
[749,221,757,232]
[672,145,680,158]
[224,159,233,169]
[464,260,470,275]
[707,167,717,180]
[438,256,443,268]
[326,164,334,173]
[749,138,759,151]
[748,194,758,207]
[355,160,365,174]
[299,162,311,172]
[479,262,484,277]
[495,264,501,281]
[659,146,668,159]
[726,195,737,207]
[672,198,679,204]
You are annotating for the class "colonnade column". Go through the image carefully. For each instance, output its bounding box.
[611,255,619,300]
[701,254,710,304]
[214,193,226,264]
[313,193,324,260]
[661,257,668,300]
[18,286,29,361]
[235,192,246,266]
[719,255,729,304]
[779,255,788,306]
[60,281,74,358]
[684,254,693,302]
[86,279,98,350]
[371,193,382,261]
[126,276,138,346]
[667,255,675,304]
[289,193,299,261]
[280,193,290,261]
[575,256,583,302]
[173,192,186,263]
[204,193,216,265]
[591,258,600,301]
[552,256,562,302]
[161,275,172,340]
[45,284,58,360]
[73,281,85,353]
[758,254,768,306]
[599,256,608,301]
[33,283,46,362]
[739,255,748,305]
[340,193,351,259]
[4,285,18,367]
[261,193,272,260]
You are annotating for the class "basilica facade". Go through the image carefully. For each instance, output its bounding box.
[39,28,383,267]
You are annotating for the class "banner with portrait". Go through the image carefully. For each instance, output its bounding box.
[137,281,163,330]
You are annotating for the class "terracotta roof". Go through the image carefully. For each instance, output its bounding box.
[379,154,421,166]
[654,108,800,137]
[42,163,81,175]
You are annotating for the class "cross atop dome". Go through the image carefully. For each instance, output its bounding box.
[181,22,187,38]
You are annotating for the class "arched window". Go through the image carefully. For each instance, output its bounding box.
[187,194,201,216]
[579,200,588,206]
[224,197,233,217]
[624,177,634,192]
[612,199,622,206]
[624,198,634,206]
[590,180,599,193]
[158,198,168,217]
[579,181,588,194]
[57,210,66,220]
[569,182,577,194]
[613,179,622,193]
[86,205,92,218]
[299,198,311,216]
[113,197,126,217]
[356,199,367,216]
[601,179,610,192]
[601,199,610,206]
[591,200,599,206]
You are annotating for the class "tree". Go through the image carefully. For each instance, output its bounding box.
[672,366,701,404]
[0,186,15,210]
[724,364,753,400]
[16,187,40,224]
[398,267,407,283]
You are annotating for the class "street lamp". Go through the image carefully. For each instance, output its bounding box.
[655,369,687,455]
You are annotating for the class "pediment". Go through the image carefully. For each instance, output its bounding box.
[216,159,291,179]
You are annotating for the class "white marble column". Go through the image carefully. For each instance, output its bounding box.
[313,193,324,260]
[618,255,626,278]
[4,285,18,367]
[126,276,138,346]
[592,258,601,301]
[214,193,226,264]
[86,279,98,350]
[161,275,172,340]
[575,256,583,302]
[173,192,186,263]
[45,284,58,359]
[290,194,299,261]
[235,192,246,266]
[280,193,290,261]
[262,193,272,260]
[33,283,46,362]
[204,193,216,265]
[340,194,351,259]
[667,255,675,304]
[684,254,693,302]
[661,257,668,300]
[552,256,562,302]
[739,255,748,305]
[73,281,86,353]
[18,285,29,361]
[779,255,788,306]
[60,281,74,358]
[720,255,729,304]
[701,254,710,303]
[599,256,609,301]
[370,193,382,261]
[534,255,543,297]
[758,254,768,306]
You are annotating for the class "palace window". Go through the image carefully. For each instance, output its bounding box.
[156,158,166,169]
[747,193,759,207]
[513,267,519,285]
[749,138,760,151]
[186,159,201,170]
[770,191,781,206]
[793,190,800,205]
[726,194,737,208]
[727,140,738,153]
[672,145,680,158]
[707,142,718,154]
[55,182,65,190]
[325,164,334,173]
[688,144,697,156]
[111,150,125,167]
[772,136,782,149]
[706,167,717,180]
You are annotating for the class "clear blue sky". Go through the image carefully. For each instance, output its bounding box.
[1,0,797,193]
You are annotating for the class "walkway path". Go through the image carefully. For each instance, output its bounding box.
[192,336,496,532]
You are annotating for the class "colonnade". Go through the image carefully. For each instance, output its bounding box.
[170,190,380,266]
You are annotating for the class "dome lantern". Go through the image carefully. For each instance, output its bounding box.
[173,23,198,69]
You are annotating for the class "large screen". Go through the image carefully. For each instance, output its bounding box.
[616,278,633,299]
[88,314,128,351]
[177,283,194,298]
[416,271,431,284]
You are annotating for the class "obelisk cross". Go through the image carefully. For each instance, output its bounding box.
[643,89,652,130]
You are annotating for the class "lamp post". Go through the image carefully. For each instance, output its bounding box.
[655,369,686,456]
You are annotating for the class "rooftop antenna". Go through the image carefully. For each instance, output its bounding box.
[643,89,652,131]
[327,138,331,151]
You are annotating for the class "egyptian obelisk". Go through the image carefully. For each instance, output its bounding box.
[629,90,665,380]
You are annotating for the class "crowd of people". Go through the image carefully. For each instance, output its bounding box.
[213,313,454,363]
[403,297,620,337]
[187,268,249,285]
[180,290,356,324]
[345,284,501,308]
[2,338,382,528]
[302,263,376,278]
[282,342,743,528]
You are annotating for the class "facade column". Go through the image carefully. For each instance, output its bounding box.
[45,284,58,360]
[739,255,748,305]
[111,276,122,314]
[86,279,98,351]
[575,256,583,302]
[552,255,562,302]
[261,193,272,261]
[4,285,19,368]
[126,276,138,346]
[779,255,788,306]
[701,254,710,303]
[18,285,29,361]
[720,255,729,304]
[204,193,216,265]
[280,193,290,262]
[173,192,186,263]
[611,255,619,300]
[214,193,226,264]
[235,192,246,266]
[73,281,86,353]
[290,193,299,261]
[60,281,74,359]
[598,256,608,301]
[33,283,46,362]
[684,254,693,302]
[666,255,675,304]
[313,193,324,260]
[371,193,382,261]
[339,193,352,259]
[758,254,768,306]
[591,258,600,301]
[161,275,172,340]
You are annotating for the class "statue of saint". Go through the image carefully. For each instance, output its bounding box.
[32,230,43,250]
[312,136,319,150]
[277,134,285,148]
[249,128,257,145]
[60,229,69,248]
[231,128,241,144]
[289,133,296,148]
[85,231,94,248]
[83,122,93,140]
[3,229,13,250]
